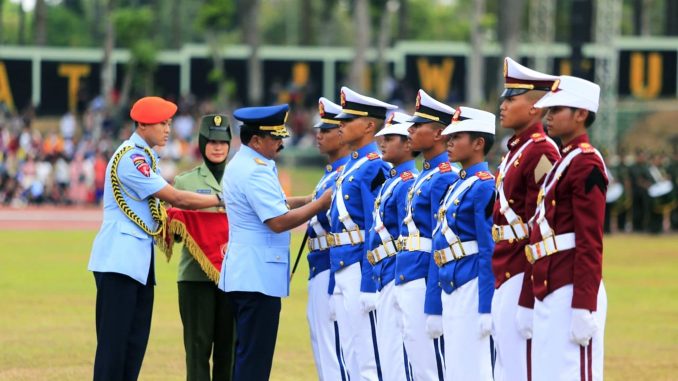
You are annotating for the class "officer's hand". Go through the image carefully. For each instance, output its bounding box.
[479,313,493,339]
[425,314,443,339]
[328,294,338,322]
[316,189,333,210]
[515,306,534,340]
[570,308,598,346]
[359,292,378,314]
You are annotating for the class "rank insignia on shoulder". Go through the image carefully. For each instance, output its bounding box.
[476,171,493,180]
[579,142,595,154]
[531,133,546,142]
[254,158,268,166]
[130,153,151,177]
[367,152,380,160]
[438,162,452,173]
[400,171,415,181]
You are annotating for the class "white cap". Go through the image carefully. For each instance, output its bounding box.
[375,111,413,137]
[314,97,342,128]
[409,89,456,125]
[442,106,496,135]
[534,75,600,113]
[335,86,398,120]
[502,57,559,98]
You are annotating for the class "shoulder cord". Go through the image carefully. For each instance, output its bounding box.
[109,145,166,237]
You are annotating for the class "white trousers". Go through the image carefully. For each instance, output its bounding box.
[532,283,607,381]
[441,278,493,381]
[491,273,529,381]
[307,270,349,381]
[376,281,408,381]
[333,263,379,381]
[394,278,445,381]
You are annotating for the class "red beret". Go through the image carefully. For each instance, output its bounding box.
[130,96,178,124]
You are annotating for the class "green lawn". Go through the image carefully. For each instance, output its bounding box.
[0,231,676,380]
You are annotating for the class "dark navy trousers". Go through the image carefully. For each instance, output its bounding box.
[227,291,281,381]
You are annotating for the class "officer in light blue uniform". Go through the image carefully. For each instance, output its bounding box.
[88,96,223,381]
[428,107,497,381]
[219,104,332,381]
[367,111,419,381]
[306,97,350,381]
[394,89,458,381]
[328,86,396,380]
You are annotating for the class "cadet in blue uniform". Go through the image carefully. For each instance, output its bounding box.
[368,111,419,381]
[328,86,396,380]
[306,97,350,381]
[430,107,497,381]
[218,104,332,381]
[396,89,458,381]
[88,96,224,381]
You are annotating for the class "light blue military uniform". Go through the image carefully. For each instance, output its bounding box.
[88,132,168,284]
[427,162,496,312]
[218,144,290,297]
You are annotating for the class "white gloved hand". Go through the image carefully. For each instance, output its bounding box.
[328,294,337,322]
[479,313,493,339]
[359,292,378,314]
[425,314,444,339]
[515,306,534,340]
[570,308,597,346]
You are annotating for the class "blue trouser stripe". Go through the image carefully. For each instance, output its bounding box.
[334,321,349,381]
[434,336,445,381]
[368,310,384,381]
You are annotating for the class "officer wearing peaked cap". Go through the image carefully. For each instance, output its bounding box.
[88,96,225,381]
[430,107,496,380]
[493,57,562,381]
[529,76,608,381]
[306,97,351,381]
[174,114,235,381]
[328,86,395,380]
[396,89,458,381]
[368,111,419,381]
[218,104,333,381]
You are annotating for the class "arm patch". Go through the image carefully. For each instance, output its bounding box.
[585,166,607,195]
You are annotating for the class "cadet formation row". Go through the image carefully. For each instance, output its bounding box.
[87,57,609,381]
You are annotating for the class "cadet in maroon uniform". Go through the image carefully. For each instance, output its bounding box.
[527,76,608,381]
[491,57,561,381]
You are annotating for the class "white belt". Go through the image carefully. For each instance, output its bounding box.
[367,239,400,265]
[433,240,479,267]
[307,235,330,251]
[491,221,530,242]
[525,232,576,263]
[328,230,365,247]
[401,234,433,252]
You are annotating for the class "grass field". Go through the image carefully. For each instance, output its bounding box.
[1,231,677,380]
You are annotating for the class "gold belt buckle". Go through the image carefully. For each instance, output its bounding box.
[450,240,466,260]
[307,238,314,252]
[434,250,444,267]
[407,233,420,251]
[491,225,502,242]
[544,230,558,256]
[326,234,336,247]
[367,250,377,266]
[525,245,535,264]
[384,240,397,256]
[347,228,363,245]
[509,218,529,240]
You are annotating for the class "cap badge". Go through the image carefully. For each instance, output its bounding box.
[415,92,422,110]
[452,108,461,122]
[340,91,347,107]
[551,79,561,92]
[318,101,325,117]
[284,111,289,123]
[213,115,222,126]
[503,58,508,78]
[385,113,395,126]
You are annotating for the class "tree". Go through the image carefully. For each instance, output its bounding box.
[375,0,398,99]
[242,0,263,105]
[467,0,486,107]
[101,0,116,109]
[497,0,525,93]
[349,0,370,92]
[34,0,47,45]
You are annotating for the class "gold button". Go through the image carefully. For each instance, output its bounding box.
[390,168,397,177]
[352,151,359,159]
[551,200,556,206]
[543,280,548,286]
[505,272,511,279]
[531,275,534,281]
[509,199,514,204]
[452,213,456,218]
[424,162,431,170]
[344,195,349,200]
[312,266,316,272]
[417,190,422,195]
[217,207,225,212]
[438,282,441,287]
[276,256,280,260]
[450,281,454,287]
[326,164,332,172]
[399,275,405,281]
[339,261,345,267]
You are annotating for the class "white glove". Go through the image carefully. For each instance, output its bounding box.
[328,294,337,322]
[359,292,378,314]
[479,313,493,339]
[425,314,444,339]
[515,306,534,340]
[570,308,597,346]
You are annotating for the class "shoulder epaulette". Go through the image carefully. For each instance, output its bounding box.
[254,158,268,166]
[366,152,380,161]
[476,171,494,180]
[400,171,415,181]
[438,162,452,173]
[579,142,595,154]
[531,132,546,142]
